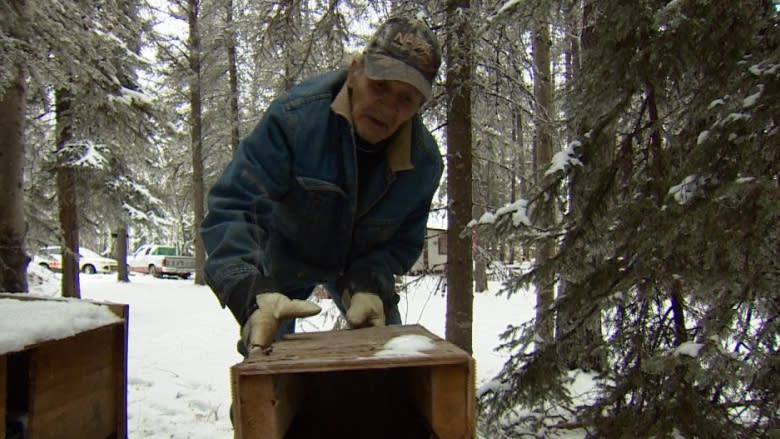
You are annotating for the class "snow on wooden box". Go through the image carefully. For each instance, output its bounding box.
[231,324,475,439]
[0,293,128,439]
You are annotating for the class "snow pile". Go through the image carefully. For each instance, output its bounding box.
[0,296,122,354]
[25,264,62,297]
[374,334,435,358]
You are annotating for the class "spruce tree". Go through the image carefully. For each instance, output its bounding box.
[478,1,779,436]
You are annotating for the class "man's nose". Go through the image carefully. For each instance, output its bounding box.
[377,97,399,120]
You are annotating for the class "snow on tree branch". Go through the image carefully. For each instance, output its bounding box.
[545,140,583,177]
[54,140,108,170]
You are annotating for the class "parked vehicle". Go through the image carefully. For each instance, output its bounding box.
[35,246,119,274]
[485,260,529,281]
[128,244,195,279]
[33,250,59,272]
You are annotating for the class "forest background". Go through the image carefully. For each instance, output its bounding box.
[1,0,778,437]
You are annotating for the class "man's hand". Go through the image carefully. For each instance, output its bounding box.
[336,268,391,328]
[344,292,385,328]
[241,292,321,354]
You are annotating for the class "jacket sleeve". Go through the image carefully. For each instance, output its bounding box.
[199,100,293,324]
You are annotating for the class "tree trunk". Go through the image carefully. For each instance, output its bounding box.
[0,0,30,293]
[226,0,240,154]
[445,0,474,354]
[280,2,303,91]
[55,88,81,298]
[115,225,129,282]
[514,109,528,262]
[532,16,554,342]
[473,231,488,292]
[473,143,486,293]
[188,0,206,285]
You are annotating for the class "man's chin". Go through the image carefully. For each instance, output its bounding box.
[356,127,389,145]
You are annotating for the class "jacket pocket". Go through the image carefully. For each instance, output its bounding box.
[272,177,350,267]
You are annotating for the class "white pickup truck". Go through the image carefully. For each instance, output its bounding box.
[128,244,195,279]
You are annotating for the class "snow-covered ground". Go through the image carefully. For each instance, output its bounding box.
[23,266,545,438]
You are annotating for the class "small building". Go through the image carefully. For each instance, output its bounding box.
[409,214,447,274]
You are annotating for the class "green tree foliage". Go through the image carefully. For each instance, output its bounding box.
[14,0,165,256]
[477,1,779,436]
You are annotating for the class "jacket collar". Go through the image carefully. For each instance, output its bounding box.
[331,82,414,172]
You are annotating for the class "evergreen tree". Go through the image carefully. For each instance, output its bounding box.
[478,1,779,436]
[7,0,160,294]
[0,0,31,293]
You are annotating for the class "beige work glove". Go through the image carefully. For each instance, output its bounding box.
[343,291,385,328]
[241,292,321,353]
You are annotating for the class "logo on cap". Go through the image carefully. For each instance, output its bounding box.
[363,16,442,100]
[390,32,435,75]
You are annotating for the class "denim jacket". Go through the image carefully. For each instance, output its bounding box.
[200,70,443,324]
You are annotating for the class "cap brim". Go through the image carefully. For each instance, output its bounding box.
[363,53,432,101]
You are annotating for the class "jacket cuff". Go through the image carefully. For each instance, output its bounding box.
[336,267,395,303]
[226,275,264,325]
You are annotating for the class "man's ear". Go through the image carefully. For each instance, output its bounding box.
[346,58,360,87]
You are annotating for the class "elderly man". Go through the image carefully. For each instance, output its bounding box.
[200,16,442,354]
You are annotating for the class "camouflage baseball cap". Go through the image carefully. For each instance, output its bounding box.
[363,16,442,101]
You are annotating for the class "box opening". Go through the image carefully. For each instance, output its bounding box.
[284,368,434,439]
[5,352,29,439]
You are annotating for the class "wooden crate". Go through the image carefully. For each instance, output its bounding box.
[0,293,128,439]
[231,324,475,439]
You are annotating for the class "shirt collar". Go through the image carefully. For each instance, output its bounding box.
[331,82,414,172]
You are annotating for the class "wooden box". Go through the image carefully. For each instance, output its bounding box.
[0,293,128,439]
[231,324,475,439]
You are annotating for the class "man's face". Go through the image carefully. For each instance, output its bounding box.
[347,60,424,144]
